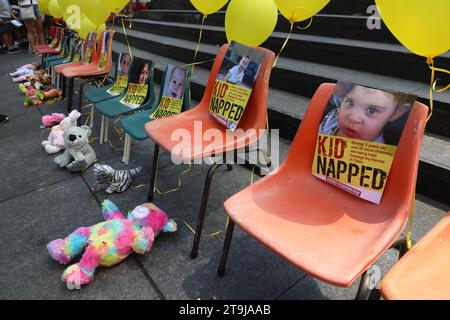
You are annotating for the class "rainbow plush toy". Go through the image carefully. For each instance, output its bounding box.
[47,200,177,288]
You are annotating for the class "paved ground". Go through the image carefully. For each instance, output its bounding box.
[0,52,448,300]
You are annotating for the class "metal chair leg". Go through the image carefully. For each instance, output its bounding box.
[100,115,105,144]
[147,144,160,202]
[89,104,94,128]
[104,117,109,143]
[66,77,74,113]
[122,134,132,164]
[190,163,223,259]
[217,220,235,277]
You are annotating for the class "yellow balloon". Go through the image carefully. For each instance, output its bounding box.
[376,0,450,58]
[37,0,49,15]
[190,0,229,15]
[81,0,111,25]
[78,15,100,40]
[274,0,330,23]
[225,0,278,47]
[100,0,129,13]
[48,0,63,18]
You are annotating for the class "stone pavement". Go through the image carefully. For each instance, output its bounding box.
[0,52,448,300]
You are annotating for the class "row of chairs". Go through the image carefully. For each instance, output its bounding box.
[41,30,448,299]
[37,27,116,114]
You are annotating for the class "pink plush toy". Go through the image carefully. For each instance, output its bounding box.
[41,110,81,154]
[42,113,66,127]
[47,200,177,288]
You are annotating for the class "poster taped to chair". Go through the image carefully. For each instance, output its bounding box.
[119,58,152,109]
[99,32,111,69]
[209,41,265,132]
[83,32,95,64]
[150,64,189,119]
[312,81,417,204]
[107,53,131,96]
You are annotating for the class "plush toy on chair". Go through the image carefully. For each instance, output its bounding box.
[47,200,177,287]
[54,124,97,172]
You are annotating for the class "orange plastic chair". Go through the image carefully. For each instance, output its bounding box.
[35,27,63,54]
[380,212,450,300]
[62,30,115,112]
[144,44,275,258]
[217,83,429,299]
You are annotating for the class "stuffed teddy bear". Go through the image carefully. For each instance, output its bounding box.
[54,124,97,172]
[47,200,177,287]
[92,164,142,194]
[42,110,81,154]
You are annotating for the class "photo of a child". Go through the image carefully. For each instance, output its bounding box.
[319,81,416,145]
[129,58,151,85]
[162,65,187,99]
[217,41,264,89]
[118,53,131,76]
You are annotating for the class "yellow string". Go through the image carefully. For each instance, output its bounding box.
[405,193,416,250]
[404,58,449,249]
[121,16,133,60]
[297,16,313,30]
[429,63,450,93]
[131,165,192,195]
[192,14,207,76]
[273,23,294,68]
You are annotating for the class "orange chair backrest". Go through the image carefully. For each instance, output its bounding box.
[93,29,116,72]
[283,83,428,221]
[197,44,275,131]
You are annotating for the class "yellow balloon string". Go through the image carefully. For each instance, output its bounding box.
[405,192,416,250]
[426,58,435,123]
[192,14,207,76]
[429,63,450,93]
[272,22,294,68]
[121,16,133,60]
[297,16,313,30]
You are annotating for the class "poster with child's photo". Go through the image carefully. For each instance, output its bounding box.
[151,65,189,119]
[99,32,111,69]
[120,58,153,109]
[312,81,417,204]
[107,53,131,96]
[209,41,265,132]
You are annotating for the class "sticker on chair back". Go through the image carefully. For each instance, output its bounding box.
[107,53,132,96]
[99,32,111,69]
[311,81,417,204]
[119,58,153,109]
[83,33,95,64]
[150,64,189,119]
[209,41,265,132]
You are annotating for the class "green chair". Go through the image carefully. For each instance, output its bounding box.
[94,59,156,145]
[119,67,191,164]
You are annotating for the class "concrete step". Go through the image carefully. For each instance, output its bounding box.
[147,0,375,15]
[112,40,450,206]
[118,17,450,84]
[112,26,450,138]
[135,10,400,44]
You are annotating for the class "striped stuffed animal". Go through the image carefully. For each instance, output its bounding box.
[93,164,142,194]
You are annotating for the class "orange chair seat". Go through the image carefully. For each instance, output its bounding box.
[55,61,84,74]
[145,109,262,161]
[224,167,409,287]
[381,213,450,299]
[62,65,106,78]
[36,47,60,54]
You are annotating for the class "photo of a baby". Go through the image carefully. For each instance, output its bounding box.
[162,65,187,99]
[319,81,416,145]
